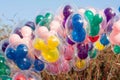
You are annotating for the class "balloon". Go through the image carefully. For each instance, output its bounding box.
[71,29,86,42]
[15,57,32,70]
[73,58,87,71]
[34,59,45,71]
[88,35,99,43]
[77,43,88,59]
[104,8,116,22]
[92,14,103,26]
[63,5,73,19]
[0,75,12,80]
[47,36,60,49]
[88,49,97,58]
[66,36,75,45]
[13,72,27,80]
[9,34,21,44]
[13,27,23,38]
[72,14,83,30]
[16,44,28,58]
[0,64,11,76]
[100,33,109,46]
[36,15,44,24]
[62,44,74,60]
[6,47,16,60]
[1,39,9,52]
[25,21,35,30]
[13,71,41,80]
[46,61,60,75]
[95,41,105,51]
[20,26,32,38]
[60,58,70,73]
[33,38,45,51]
[85,10,103,37]
[119,6,120,12]
[41,48,59,63]
[113,45,120,54]
[36,12,53,27]
[0,56,6,64]
[84,10,94,23]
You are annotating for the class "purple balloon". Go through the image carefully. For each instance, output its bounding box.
[2,39,9,52]
[66,36,75,45]
[14,27,23,38]
[25,21,35,30]
[63,5,73,18]
[77,43,88,51]
[77,50,88,59]
[104,8,116,22]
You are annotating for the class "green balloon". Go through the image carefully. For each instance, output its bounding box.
[0,75,12,80]
[93,14,103,26]
[113,45,120,54]
[89,25,100,36]
[88,49,97,58]
[0,64,11,76]
[0,56,6,65]
[45,12,53,20]
[36,15,44,24]
[84,10,94,23]
[44,13,53,27]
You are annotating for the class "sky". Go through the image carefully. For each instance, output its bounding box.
[0,0,120,24]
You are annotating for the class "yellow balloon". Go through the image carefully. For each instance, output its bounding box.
[33,38,46,50]
[95,41,105,51]
[75,59,86,69]
[41,48,59,63]
[47,36,60,49]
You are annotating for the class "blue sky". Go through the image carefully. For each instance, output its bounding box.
[0,0,120,24]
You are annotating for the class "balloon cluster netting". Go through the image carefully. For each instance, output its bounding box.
[0,5,120,80]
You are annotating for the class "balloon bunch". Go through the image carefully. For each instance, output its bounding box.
[0,4,120,78]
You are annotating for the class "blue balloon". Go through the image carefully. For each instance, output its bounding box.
[15,57,32,70]
[100,33,109,46]
[34,59,45,71]
[6,47,16,60]
[118,7,120,12]
[72,14,83,30]
[71,29,86,42]
[16,44,28,58]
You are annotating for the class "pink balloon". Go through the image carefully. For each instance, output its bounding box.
[62,44,74,60]
[60,58,70,73]
[109,30,119,44]
[9,34,21,44]
[46,61,60,75]
[114,33,120,44]
[50,20,61,30]
[36,26,49,40]
[113,20,120,31]
[78,8,85,17]
[20,26,32,38]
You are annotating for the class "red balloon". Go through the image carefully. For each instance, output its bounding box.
[13,73,27,80]
[88,36,99,42]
